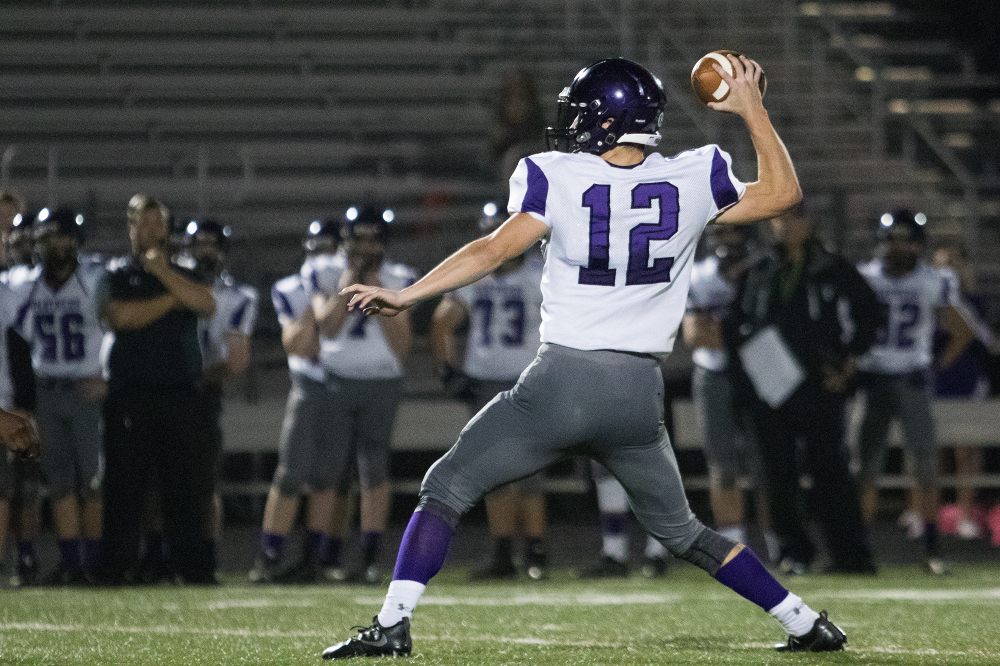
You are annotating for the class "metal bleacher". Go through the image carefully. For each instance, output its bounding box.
[2,0,976,256]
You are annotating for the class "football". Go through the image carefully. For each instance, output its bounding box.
[690,50,767,105]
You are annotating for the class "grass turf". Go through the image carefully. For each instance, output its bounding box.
[2,564,999,665]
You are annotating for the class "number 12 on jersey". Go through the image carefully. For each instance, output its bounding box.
[578,181,679,287]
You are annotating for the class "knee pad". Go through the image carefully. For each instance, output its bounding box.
[416,496,461,530]
[356,449,390,489]
[675,527,739,576]
[419,458,477,517]
[272,465,305,498]
[708,465,740,491]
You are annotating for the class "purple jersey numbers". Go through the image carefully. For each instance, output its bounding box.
[473,297,526,347]
[875,299,921,350]
[578,184,616,286]
[627,182,679,285]
[578,182,680,287]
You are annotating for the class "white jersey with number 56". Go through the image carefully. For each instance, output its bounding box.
[508,146,746,354]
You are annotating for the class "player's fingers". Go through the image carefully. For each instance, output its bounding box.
[711,62,735,86]
[729,54,747,79]
[747,59,763,84]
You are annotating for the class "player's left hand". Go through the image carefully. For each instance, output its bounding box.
[339,284,409,317]
[0,409,40,459]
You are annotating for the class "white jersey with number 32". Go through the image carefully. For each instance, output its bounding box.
[857,259,960,374]
[508,146,746,354]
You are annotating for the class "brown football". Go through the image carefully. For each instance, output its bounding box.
[690,50,767,105]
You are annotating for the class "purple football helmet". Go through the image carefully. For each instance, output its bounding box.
[545,58,666,155]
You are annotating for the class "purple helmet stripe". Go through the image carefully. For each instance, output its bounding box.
[710,148,739,210]
[522,158,549,217]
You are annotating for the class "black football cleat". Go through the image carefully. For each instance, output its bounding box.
[578,555,629,579]
[775,611,846,652]
[469,557,518,582]
[322,617,411,660]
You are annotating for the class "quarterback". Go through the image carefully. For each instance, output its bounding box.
[325,55,846,658]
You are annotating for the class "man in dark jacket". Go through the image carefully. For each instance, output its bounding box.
[725,206,879,574]
[99,194,217,584]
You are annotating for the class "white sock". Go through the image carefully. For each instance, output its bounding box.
[602,535,628,563]
[768,592,820,637]
[645,535,667,559]
[377,580,426,627]
[763,530,781,563]
[718,526,747,544]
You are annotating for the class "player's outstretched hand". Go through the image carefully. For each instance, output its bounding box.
[0,409,40,459]
[339,284,409,317]
[708,54,765,118]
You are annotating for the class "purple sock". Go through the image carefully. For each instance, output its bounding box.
[319,536,342,567]
[83,539,101,568]
[714,547,789,612]
[260,532,285,561]
[601,512,628,536]
[392,509,455,585]
[306,530,323,556]
[361,531,382,567]
[18,540,36,561]
[58,539,81,570]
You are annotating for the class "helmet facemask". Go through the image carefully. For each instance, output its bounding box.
[545,59,666,155]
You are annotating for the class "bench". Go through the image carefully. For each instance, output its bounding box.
[217,397,1000,497]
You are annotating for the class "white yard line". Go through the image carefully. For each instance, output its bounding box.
[0,623,994,657]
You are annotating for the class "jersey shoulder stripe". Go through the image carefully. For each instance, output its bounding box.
[522,158,549,218]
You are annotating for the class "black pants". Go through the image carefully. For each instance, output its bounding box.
[101,384,216,583]
[749,381,874,571]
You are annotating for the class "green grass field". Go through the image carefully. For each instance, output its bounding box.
[2,564,999,665]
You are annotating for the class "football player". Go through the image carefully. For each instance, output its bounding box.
[855,210,974,574]
[0,200,44,587]
[186,220,259,574]
[430,204,549,581]
[308,206,417,585]
[0,281,41,584]
[14,206,107,584]
[324,56,846,658]
[251,220,353,584]
[683,225,778,560]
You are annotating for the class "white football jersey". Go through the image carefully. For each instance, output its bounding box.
[200,273,259,369]
[306,254,418,379]
[272,271,325,382]
[450,253,544,381]
[686,256,734,372]
[0,282,21,409]
[508,146,746,354]
[857,259,960,373]
[14,261,107,379]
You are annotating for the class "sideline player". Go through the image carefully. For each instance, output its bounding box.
[0,205,43,587]
[251,220,352,583]
[14,207,107,584]
[309,207,417,585]
[187,220,259,571]
[0,282,41,582]
[323,56,846,658]
[683,226,778,560]
[430,205,548,581]
[855,210,973,574]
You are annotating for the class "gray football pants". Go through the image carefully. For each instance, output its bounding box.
[857,371,937,486]
[422,343,705,554]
